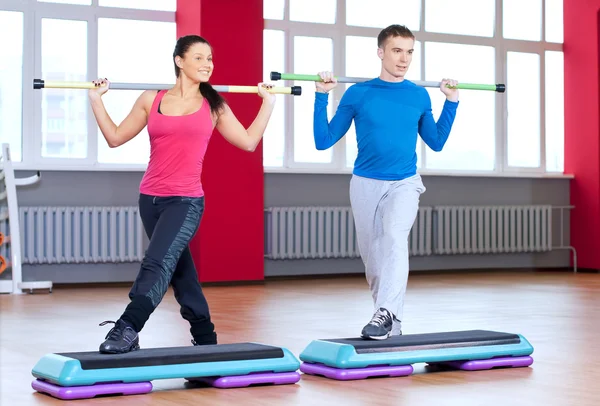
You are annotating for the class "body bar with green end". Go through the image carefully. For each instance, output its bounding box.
[33,79,302,95]
[270,72,504,93]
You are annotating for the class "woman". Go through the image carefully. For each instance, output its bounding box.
[89,35,276,354]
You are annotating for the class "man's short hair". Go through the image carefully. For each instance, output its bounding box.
[377,24,415,48]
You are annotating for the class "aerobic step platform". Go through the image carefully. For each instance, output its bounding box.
[31,342,300,400]
[299,330,533,380]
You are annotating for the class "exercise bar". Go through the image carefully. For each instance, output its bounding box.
[270,72,505,93]
[32,79,302,96]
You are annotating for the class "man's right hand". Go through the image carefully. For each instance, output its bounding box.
[315,71,338,93]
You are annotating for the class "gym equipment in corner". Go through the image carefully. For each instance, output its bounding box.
[31,342,300,400]
[299,330,533,380]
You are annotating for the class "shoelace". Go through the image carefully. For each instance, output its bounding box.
[99,320,121,340]
[370,310,390,326]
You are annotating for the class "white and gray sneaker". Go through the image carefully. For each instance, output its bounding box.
[361,308,394,340]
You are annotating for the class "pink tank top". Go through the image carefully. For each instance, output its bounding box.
[139,90,214,197]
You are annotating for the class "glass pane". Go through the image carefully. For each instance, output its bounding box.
[346,0,420,30]
[0,11,23,162]
[424,42,496,171]
[425,0,494,37]
[290,0,336,24]
[99,0,176,11]
[38,0,92,4]
[264,0,284,20]
[503,0,541,41]
[507,52,540,168]
[97,19,176,164]
[293,36,333,163]
[344,36,422,168]
[41,19,88,159]
[545,51,564,172]
[263,29,285,167]
[545,0,563,43]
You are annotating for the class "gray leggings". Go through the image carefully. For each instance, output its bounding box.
[349,174,426,334]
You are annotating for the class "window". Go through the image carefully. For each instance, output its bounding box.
[293,36,334,164]
[41,18,88,159]
[263,0,565,176]
[98,0,176,12]
[544,51,564,172]
[0,11,24,162]
[503,0,542,41]
[424,42,496,171]
[545,0,563,43]
[264,0,284,20]
[2,0,175,170]
[38,0,92,5]
[507,52,541,168]
[289,0,336,24]
[96,18,176,165]
[262,29,286,167]
[346,0,420,30]
[3,0,565,174]
[425,0,495,38]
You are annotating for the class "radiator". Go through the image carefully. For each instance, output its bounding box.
[264,206,433,260]
[0,204,556,264]
[15,206,144,264]
[434,205,553,255]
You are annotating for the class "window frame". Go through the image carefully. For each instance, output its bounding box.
[2,0,175,172]
[2,0,569,178]
[263,0,569,178]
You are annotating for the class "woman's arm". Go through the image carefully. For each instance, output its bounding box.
[215,83,276,152]
[88,78,152,148]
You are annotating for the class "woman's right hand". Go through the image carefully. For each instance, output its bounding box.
[89,78,110,98]
[315,71,338,93]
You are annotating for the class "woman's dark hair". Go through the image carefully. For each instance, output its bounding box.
[173,35,226,115]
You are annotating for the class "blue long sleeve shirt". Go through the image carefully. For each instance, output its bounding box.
[313,78,459,181]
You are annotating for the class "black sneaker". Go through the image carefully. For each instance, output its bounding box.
[361,308,394,340]
[191,333,217,346]
[99,320,140,354]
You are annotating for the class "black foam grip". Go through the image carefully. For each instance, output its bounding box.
[33,79,45,89]
[496,84,506,93]
[291,86,302,96]
[270,71,281,81]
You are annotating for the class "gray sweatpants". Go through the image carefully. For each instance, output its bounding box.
[349,174,426,335]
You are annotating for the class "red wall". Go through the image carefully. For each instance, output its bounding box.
[176,0,264,282]
[564,1,600,271]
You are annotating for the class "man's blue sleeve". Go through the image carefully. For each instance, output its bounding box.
[418,91,459,152]
[313,89,356,150]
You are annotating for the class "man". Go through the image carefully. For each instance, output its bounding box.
[312,24,459,340]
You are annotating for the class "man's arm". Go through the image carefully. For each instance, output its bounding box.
[418,93,459,152]
[313,89,356,151]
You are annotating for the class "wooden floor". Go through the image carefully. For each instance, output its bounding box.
[1,270,599,405]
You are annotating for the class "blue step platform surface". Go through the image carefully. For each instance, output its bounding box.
[299,330,534,369]
[32,342,300,387]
